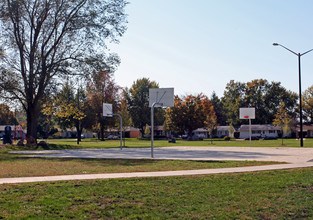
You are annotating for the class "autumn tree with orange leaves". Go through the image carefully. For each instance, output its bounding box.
[165,94,216,138]
[86,71,120,140]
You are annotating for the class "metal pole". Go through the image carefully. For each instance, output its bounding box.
[151,103,155,158]
[77,86,80,145]
[298,54,304,147]
[249,118,251,147]
[273,43,313,147]
[112,113,123,150]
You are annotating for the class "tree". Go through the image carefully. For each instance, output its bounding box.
[210,91,226,125]
[245,79,297,124]
[144,124,151,137]
[87,71,120,140]
[42,82,88,143]
[273,101,292,145]
[123,78,160,137]
[165,94,216,138]
[221,79,298,126]
[302,85,313,124]
[228,124,235,138]
[221,80,245,127]
[0,103,18,125]
[0,0,127,144]
[116,98,132,145]
[37,96,56,139]
[204,98,217,143]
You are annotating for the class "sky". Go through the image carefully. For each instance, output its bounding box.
[109,0,313,98]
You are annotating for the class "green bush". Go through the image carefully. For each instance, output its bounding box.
[224,136,231,141]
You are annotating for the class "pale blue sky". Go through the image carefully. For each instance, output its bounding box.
[109,0,313,98]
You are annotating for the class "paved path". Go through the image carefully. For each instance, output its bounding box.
[1,146,313,184]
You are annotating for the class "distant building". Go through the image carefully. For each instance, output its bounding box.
[296,124,313,138]
[124,127,141,138]
[193,128,208,139]
[239,124,280,139]
[216,126,232,138]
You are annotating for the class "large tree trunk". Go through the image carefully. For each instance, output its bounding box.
[26,105,39,146]
[100,122,105,141]
[99,115,105,141]
[75,120,82,144]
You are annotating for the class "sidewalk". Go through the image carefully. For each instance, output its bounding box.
[2,146,313,184]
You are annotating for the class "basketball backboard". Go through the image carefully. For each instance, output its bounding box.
[149,88,174,107]
[239,108,255,119]
[103,103,113,117]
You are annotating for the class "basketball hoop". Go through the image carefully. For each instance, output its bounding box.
[244,116,249,119]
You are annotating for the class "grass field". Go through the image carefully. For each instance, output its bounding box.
[35,137,313,149]
[1,167,312,219]
[1,139,312,219]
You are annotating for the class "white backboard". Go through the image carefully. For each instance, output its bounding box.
[149,88,174,107]
[239,108,255,119]
[103,103,113,117]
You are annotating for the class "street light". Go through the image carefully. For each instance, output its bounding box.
[273,43,313,147]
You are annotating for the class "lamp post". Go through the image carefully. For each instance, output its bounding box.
[273,43,313,147]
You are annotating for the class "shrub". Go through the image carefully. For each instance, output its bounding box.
[224,136,231,141]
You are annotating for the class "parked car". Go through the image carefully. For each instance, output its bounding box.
[182,134,188,139]
[107,135,118,140]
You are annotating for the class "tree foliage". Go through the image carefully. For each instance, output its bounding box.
[222,79,298,126]
[86,71,120,140]
[116,98,132,131]
[42,82,89,142]
[0,103,18,125]
[165,94,216,137]
[210,91,226,125]
[273,101,292,145]
[123,78,160,137]
[0,0,127,142]
[302,85,313,124]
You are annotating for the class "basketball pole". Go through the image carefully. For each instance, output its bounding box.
[249,118,251,147]
[151,102,161,158]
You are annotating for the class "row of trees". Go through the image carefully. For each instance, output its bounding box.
[4,75,313,143]
[212,79,299,127]
[41,71,120,142]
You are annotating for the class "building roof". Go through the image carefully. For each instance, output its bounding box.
[193,128,208,132]
[217,126,230,131]
[296,124,313,131]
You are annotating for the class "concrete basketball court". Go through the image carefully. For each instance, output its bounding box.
[9,146,313,163]
[2,146,313,184]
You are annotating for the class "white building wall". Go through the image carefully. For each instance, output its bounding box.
[239,128,279,139]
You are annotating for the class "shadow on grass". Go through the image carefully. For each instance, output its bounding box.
[7,143,79,151]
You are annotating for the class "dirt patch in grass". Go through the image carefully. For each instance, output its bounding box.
[0,144,7,150]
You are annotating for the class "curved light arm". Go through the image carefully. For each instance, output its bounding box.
[301,48,313,56]
[273,43,298,56]
[273,43,313,57]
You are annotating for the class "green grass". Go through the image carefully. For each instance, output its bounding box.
[0,167,312,219]
[35,137,313,149]
[0,150,281,178]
